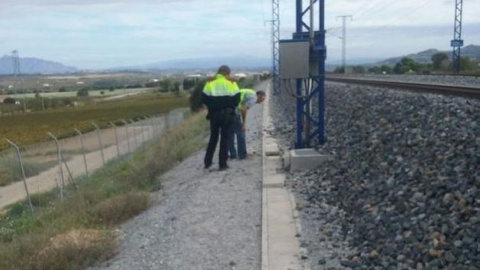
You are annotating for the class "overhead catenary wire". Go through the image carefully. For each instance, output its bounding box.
[343,0,446,58]
[353,0,400,21]
[349,0,382,19]
[349,0,437,36]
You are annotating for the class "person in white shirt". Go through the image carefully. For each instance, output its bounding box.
[229,89,266,159]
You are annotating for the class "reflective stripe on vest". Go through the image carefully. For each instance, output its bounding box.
[203,74,239,97]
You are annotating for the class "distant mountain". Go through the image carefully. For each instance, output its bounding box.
[370,45,480,67]
[0,55,78,75]
[111,55,270,72]
[462,45,480,59]
[326,57,385,71]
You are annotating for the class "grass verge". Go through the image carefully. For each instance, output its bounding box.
[0,158,59,187]
[0,112,208,270]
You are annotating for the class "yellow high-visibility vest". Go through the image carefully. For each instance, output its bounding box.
[203,74,239,97]
[238,89,256,109]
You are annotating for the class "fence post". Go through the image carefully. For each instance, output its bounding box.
[141,119,146,147]
[47,132,65,201]
[152,115,158,138]
[74,128,89,177]
[155,114,161,137]
[122,119,131,153]
[92,122,105,166]
[158,114,163,135]
[166,112,171,129]
[60,152,77,189]
[153,115,159,139]
[110,122,120,158]
[148,116,154,141]
[133,121,138,150]
[152,116,157,139]
[6,139,34,214]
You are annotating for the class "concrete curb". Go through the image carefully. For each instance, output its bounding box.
[261,82,309,270]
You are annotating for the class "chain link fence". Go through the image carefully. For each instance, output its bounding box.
[0,109,189,212]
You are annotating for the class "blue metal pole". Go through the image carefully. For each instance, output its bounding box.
[296,80,304,148]
[318,0,326,144]
[296,0,303,32]
[295,0,304,148]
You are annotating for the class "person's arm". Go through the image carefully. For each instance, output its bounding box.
[202,81,212,118]
[202,81,211,107]
[240,95,255,131]
[240,106,248,131]
[202,92,210,107]
[232,82,241,107]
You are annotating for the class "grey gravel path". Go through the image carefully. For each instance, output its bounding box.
[88,81,268,270]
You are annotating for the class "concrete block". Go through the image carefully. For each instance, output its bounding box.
[263,173,286,188]
[263,188,302,270]
[290,148,331,172]
[265,144,280,156]
[265,156,283,173]
[282,150,291,169]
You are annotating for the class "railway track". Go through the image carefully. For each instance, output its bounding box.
[326,76,480,99]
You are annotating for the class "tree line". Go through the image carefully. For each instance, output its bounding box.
[334,53,479,75]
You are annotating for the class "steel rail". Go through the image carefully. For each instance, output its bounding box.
[326,76,480,99]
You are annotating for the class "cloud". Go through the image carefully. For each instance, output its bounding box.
[0,0,478,69]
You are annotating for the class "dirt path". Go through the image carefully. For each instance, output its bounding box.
[87,81,269,270]
[0,110,187,210]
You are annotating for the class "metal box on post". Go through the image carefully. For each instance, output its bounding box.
[279,40,310,79]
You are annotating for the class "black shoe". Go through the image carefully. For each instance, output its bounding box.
[219,165,229,171]
[204,163,212,169]
[229,155,237,159]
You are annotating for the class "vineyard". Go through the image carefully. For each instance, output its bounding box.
[0,93,188,151]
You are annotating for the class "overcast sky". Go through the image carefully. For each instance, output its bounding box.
[0,0,478,69]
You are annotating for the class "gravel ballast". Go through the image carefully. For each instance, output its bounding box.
[271,81,480,269]
[333,74,480,88]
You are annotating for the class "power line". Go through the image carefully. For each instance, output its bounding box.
[351,0,434,32]
[349,0,383,19]
[348,0,437,39]
[354,0,399,21]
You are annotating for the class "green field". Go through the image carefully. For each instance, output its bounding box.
[7,87,152,99]
[0,93,188,150]
[0,73,176,93]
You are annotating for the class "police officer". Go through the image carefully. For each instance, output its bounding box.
[202,65,240,170]
[229,89,266,159]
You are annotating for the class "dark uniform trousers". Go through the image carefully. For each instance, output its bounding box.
[204,110,234,168]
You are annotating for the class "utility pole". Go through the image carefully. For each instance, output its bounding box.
[336,15,352,74]
[271,0,280,94]
[11,50,21,76]
[278,0,326,147]
[295,0,327,147]
[451,0,463,74]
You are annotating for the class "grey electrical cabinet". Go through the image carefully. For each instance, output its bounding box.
[279,40,310,79]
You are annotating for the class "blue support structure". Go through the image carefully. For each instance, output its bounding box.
[293,0,326,148]
[451,0,463,74]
